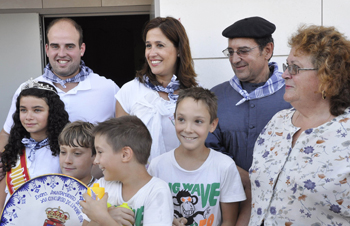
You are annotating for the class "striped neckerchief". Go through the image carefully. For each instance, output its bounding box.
[42,60,92,88]
[229,62,285,106]
[143,74,180,103]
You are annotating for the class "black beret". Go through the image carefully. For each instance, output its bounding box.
[222,16,276,39]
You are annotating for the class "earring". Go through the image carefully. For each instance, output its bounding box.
[177,54,180,57]
[322,90,326,99]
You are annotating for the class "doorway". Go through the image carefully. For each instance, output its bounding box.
[43,15,150,87]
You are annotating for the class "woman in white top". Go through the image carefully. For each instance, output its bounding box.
[116,17,198,163]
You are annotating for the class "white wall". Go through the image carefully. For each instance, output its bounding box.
[0,13,42,127]
[155,0,350,89]
[323,0,350,35]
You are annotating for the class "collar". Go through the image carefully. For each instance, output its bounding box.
[42,60,92,88]
[229,62,285,106]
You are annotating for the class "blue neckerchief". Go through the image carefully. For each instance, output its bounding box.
[229,62,285,106]
[42,60,92,88]
[21,137,49,162]
[143,75,180,102]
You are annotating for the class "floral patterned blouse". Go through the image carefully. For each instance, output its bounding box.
[249,108,350,226]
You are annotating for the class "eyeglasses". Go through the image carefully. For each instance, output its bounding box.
[222,46,258,57]
[283,63,317,75]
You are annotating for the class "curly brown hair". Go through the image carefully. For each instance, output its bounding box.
[2,82,69,172]
[289,25,350,116]
[136,17,198,89]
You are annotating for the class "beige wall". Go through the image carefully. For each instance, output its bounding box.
[0,0,152,15]
[0,13,42,128]
[0,0,152,8]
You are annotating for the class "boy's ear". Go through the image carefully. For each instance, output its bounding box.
[121,147,133,163]
[91,154,96,164]
[209,118,219,133]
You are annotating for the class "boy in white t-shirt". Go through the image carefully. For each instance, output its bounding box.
[80,116,173,226]
[148,87,246,226]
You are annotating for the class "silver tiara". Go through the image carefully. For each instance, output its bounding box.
[21,78,58,94]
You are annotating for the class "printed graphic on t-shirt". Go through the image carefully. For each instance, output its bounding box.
[134,206,144,225]
[169,182,220,226]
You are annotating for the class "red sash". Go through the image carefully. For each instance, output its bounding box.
[6,149,30,195]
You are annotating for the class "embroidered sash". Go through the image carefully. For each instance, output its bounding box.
[6,149,30,195]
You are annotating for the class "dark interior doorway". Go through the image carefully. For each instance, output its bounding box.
[43,15,150,87]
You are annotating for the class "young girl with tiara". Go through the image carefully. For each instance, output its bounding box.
[0,79,69,207]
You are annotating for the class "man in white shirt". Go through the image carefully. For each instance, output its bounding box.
[0,18,119,178]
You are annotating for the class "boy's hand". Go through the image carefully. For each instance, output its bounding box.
[80,192,109,223]
[172,217,187,226]
[108,205,135,226]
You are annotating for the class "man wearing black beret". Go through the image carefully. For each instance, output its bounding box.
[205,16,291,225]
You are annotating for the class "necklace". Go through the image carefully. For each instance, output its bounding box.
[86,176,95,187]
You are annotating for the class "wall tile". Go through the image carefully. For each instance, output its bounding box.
[103,0,152,6]
[0,0,42,9]
[43,0,101,8]
[323,0,350,37]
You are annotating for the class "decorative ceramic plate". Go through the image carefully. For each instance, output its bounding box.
[1,174,87,226]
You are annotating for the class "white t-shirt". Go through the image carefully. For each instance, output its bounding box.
[84,177,173,225]
[4,73,119,133]
[4,145,60,205]
[148,149,246,226]
[115,78,180,163]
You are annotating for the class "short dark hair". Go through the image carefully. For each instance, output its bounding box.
[93,116,152,165]
[254,36,274,61]
[136,17,198,89]
[58,121,95,156]
[46,17,84,47]
[175,87,218,123]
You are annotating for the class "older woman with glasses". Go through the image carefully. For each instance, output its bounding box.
[249,25,350,225]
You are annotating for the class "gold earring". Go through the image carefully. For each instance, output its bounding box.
[322,90,326,99]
